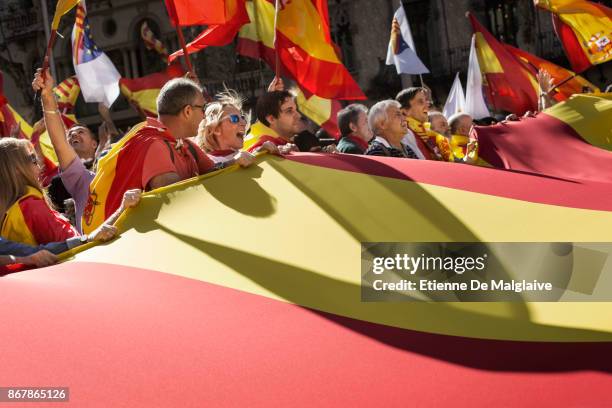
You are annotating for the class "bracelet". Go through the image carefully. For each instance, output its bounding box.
[43,109,60,115]
[8,255,17,264]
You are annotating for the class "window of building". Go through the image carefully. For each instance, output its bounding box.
[485,0,518,45]
[328,0,355,73]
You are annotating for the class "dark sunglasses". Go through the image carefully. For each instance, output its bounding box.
[227,114,246,124]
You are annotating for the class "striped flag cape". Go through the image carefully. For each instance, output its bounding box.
[1,152,612,406]
[119,62,185,117]
[475,93,612,183]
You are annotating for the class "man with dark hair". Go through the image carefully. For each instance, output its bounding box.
[396,87,453,161]
[247,90,299,153]
[336,104,373,154]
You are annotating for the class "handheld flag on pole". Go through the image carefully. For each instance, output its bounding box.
[72,1,121,108]
[385,4,429,75]
[504,44,600,101]
[464,35,490,120]
[534,0,612,73]
[467,13,538,115]
[252,0,364,100]
[43,0,80,72]
[443,73,466,118]
[236,0,343,136]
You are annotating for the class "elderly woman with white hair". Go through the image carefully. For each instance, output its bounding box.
[365,100,419,159]
[196,91,277,168]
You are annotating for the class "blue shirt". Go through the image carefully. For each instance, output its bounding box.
[0,236,82,256]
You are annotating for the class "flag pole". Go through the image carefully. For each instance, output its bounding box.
[40,0,57,79]
[273,0,281,77]
[167,0,194,74]
[548,72,579,94]
[175,26,194,73]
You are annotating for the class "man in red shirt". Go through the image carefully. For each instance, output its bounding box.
[247,90,301,153]
[81,78,215,233]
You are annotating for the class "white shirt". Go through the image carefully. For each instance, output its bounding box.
[401,129,426,160]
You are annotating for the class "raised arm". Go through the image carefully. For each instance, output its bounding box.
[32,68,78,170]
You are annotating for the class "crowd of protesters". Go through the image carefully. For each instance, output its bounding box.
[0,64,591,270]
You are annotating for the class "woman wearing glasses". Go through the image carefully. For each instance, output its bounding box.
[0,138,126,248]
[197,91,278,168]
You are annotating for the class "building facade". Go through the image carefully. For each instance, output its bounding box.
[0,0,610,126]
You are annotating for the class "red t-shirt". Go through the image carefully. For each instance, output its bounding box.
[19,196,79,244]
[141,138,213,189]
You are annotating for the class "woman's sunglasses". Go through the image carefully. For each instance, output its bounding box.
[227,114,246,124]
[29,153,38,165]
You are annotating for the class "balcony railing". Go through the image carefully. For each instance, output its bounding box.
[537,30,565,59]
[0,12,42,41]
[201,69,275,99]
[430,45,470,77]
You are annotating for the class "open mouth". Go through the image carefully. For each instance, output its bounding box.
[236,131,245,139]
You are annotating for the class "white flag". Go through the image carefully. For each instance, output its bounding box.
[465,35,490,120]
[385,5,429,75]
[443,72,466,118]
[71,1,120,108]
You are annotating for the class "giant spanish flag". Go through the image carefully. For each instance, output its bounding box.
[119,62,185,117]
[2,152,612,406]
[238,0,364,100]
[468,13,539,115]
[535,0,612,73]
[504,44,599,101]
[475,93,612,182]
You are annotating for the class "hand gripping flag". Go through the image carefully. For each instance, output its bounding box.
[72,1,121,108]
[443,73,466,118]
[535,0,612,73]
[385,4,429,75]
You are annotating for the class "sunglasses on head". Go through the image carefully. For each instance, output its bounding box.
[227,114,246,124]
